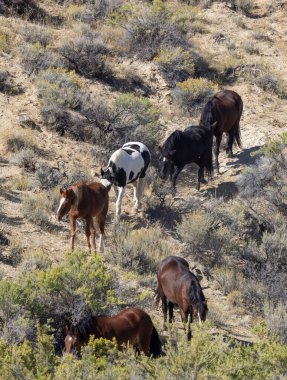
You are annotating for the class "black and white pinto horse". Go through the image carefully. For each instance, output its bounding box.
[100,142,151,216]
[159,125,213,192]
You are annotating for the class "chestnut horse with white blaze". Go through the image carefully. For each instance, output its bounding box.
[57,181,109,253]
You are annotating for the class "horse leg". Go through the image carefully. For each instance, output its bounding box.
[136,177,145,210]
[169,163,175,181]
[226,129,235,158]
[180,309,191,341]
[197,161,205,191]
[171,165,183,195]
[85,218,92,253]
[161,296,168,330]
[131,181,140,211]
[69,216,76,251]
[90,218,96,253]
[113,185,119,198]
[97,205,108,254]
[115,186,125,217]
[214,133,222,174]
[168,301,174,323]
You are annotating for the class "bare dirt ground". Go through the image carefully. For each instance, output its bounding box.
[1,0,287,343]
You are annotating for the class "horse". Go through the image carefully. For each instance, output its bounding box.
[64,308,162,358]
[156,256,208,340]
[56,181,109,253]
[159,125,213,192]
[100,142,151,216]
[199,89,243,173]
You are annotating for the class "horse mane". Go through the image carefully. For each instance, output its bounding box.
[72,315,98,340]
[188,273,207,315]
[163,130,182,151]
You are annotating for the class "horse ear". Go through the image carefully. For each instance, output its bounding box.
[60,188,64,195]
[64,324,70,334]
[67,189,75,200]
[100,168,105,176]
[74,327,79,335]
[157,145,162,154]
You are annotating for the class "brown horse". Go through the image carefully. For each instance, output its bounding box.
[157,256,208,340]
[199,89,243,172]
[64,308,162,358]
[56,181,109,253]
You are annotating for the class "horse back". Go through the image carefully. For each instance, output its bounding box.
[157,256,191,306]
[97,308,153,344]
[73,181,108,218]
[211,90,243,131]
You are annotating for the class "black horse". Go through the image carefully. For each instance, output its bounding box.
[159,124,213,191]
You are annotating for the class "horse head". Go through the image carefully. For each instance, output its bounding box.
[57,188,75,221]
[191,300,208,325]
[159,149,176,180]
[64,324,80,355]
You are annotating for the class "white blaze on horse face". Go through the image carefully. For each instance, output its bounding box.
[163,157,167,162]
[100,178,111,188]
[57,197,65,214]
[69,337,72,342]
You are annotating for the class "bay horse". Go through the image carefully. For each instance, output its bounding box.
[64,308,162,358]
[159,125,213,192]
[157,256,208,340]
[100,142,151,216]
[56,181,109,253]
[199,89,243,173]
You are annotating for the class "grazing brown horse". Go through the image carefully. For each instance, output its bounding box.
[199,89,243,172]
[157,256,208,340]
[57,181,109,253]
[64,308,162,358]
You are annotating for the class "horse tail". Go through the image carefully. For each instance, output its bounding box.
[154,286,160,306]
[204,137,214,179]
[149,326,162,358]
[200,99,213,129]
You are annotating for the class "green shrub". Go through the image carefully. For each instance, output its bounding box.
[154,47,195,84]
[20,42,56,75]
[111,1,186,60]
[58,31,110,79]
[0,252,117,345]
[230,0,254,16]
[110,93,160,149]
[11,148,38,171]
[244,41,260,55]
[21,24,52,47]
[173,77,219,114]
[264,300,287,343]
[109,222,169,274]
[21,193,51,227]
[213,267,244,295]
[33,163,63,190]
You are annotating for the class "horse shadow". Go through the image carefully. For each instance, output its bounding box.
[2,190,22,204]
[104,75,153,97]
[203,181,238,200]
[0,212,23,226]
[226,145,261,168]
